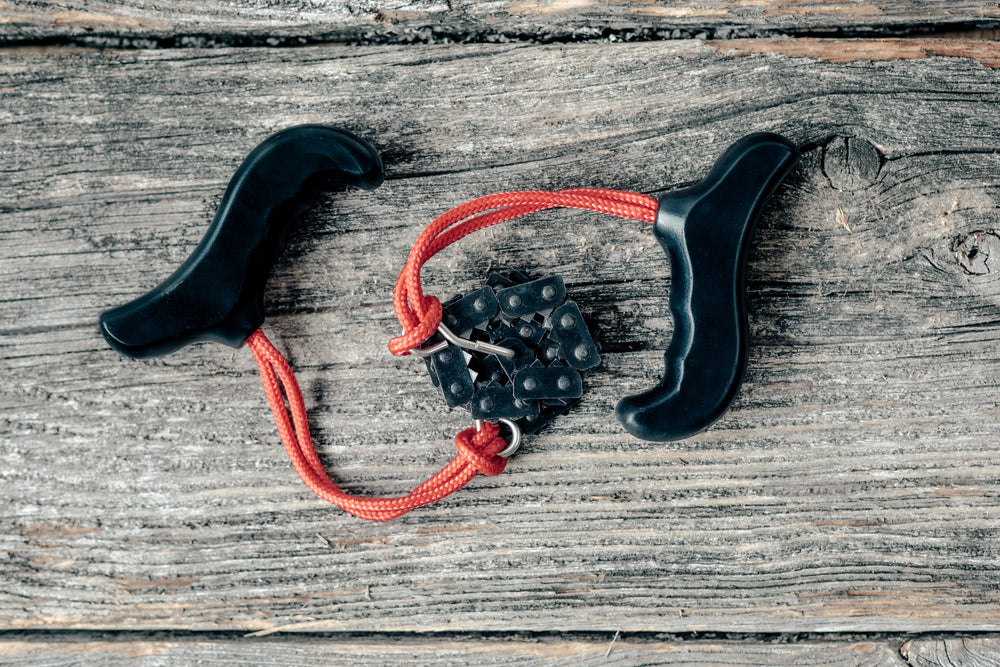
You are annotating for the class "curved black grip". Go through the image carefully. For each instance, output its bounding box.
[616,132,799,441]
[100,125,385,358]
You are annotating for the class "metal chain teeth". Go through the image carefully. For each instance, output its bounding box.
[424,271,601,436]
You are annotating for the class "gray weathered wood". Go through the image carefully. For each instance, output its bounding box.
[0,636,909,666]
[1,1,998,44]
[3,41,1000,635]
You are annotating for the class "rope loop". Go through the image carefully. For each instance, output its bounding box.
[248,329,511,521]
[388,188,658,355]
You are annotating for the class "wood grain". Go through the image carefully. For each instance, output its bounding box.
[2,1,998,45]
[3,41,1000,634]
[0,635,910,666]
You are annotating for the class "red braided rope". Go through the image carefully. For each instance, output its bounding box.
[248,330,508,521]
[389,189,658,355]
[250,188,657,520]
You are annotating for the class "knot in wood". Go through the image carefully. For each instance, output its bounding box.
[821,136,883,191]
[955,230,1000,275]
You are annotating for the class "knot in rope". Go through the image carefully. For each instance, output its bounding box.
[388,294,442,356]
[454,422,508,477]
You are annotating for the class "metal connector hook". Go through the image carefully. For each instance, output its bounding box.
[411,322,516,359]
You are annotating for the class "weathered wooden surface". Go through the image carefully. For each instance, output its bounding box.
[6,634,1000,665]
[2,1,998,45]
[3,40,1000,641]
[0,635,910,666]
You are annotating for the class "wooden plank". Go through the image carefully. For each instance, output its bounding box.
[2,1,998,45]
[3,41,1000,633]
[0,636,908,666]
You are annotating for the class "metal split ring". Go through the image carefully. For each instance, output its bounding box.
[474,418,522,458]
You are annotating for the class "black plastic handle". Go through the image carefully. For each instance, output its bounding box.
[616,133,799,441]
[99,125,385,358]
